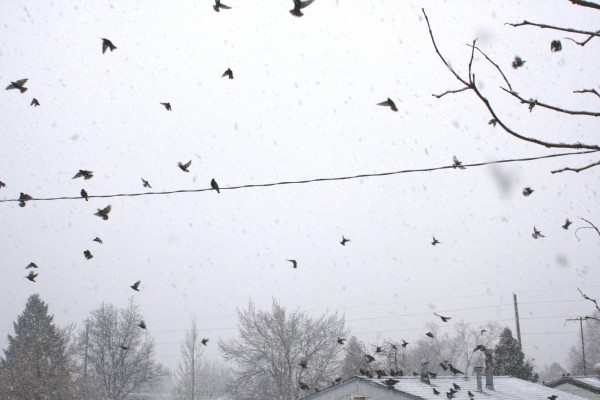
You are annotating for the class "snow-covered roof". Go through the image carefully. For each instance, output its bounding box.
[547,376,600,394]
[302,375,588,400]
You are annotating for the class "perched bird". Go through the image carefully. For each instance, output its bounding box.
[548,395,558,400]
[201,338,209,346]
[373,345,383,353]
[73,170,94,180]
[446,392,454,399]
[31,98,40,107]
[5,79,28,93]
[522,187,534,196]
[512,56,526,69]
[93,237,103,244]
[290,0,316,17]
[413,371,419,376]
[376,369,386,378]
[138,320,147,329]
[431,236,440,246]
[428,371,437,378]
[480,329,487,335]
[550,40,562,52]
[439,362,448,371]
[19,192,33,207]
[452,156,466,169]
[84,250,93,260]
[426,332,434,338]
[337,338,346,345]
[449,388,457,395]
[401,339,409,348]
[160,102,172,111]
[120,345,129,350]
[130,280,141,291]
[94,205,112,220]
[468,390,475,398]
[333,377,342,384]
[434,312,451,322]
[299,359,308,368]
[26,262,38,269]
[141,178,152,188]
[382,378,399,387]
[365,354,375,363]
[26,271,38,282]
[211,178,220,193]
[81,189,89,201]
[433,388,440,395]
[377,97,398,112]
[448,364,464,375]
[340,236,350,246]
[453,383,461,390]
[562,218,572,230]
[213,0,231,12]
[102,38,117,53]
[298,381,309,390]
[532,226,545,239]
[178,160,191,172]
[473,344,487,353]
[222,68,234,79]
[488,118,497,127]
[0,181,5,188]
[287,259,298,269]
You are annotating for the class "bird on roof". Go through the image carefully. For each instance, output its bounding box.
[19,193,33,207]
[25,262,38,269]
[26,271,38,282]
[287,259,298,269]
[94,205,112,220]
[426,332,434,338]
[31,98,40,107]
[211,178,220,193]
[428,371,437,378]
[340,236,350,246]
[81,189,89,201]
[333,377,342,384]
[222,68,233,79]
[141,178,151,188]
[178,160,191,172]
[84,250,93,260]
[298,381,309,390]
[130,280,141,291]
[93,237,103,244]
[213,0,231,12]
[160,102,172,111]
[431,236,440,246]
[532,226,545,239]
[448,364,464,375]
[6,79,28,93]
[452,156,466,169]
[468,390,475,398]
[138,320,147,329]
[73,170,94,180]
[453,383,461,390]
[522,187,534,196]
[102,38,116,53]
[377,97,398,112]
[201,338,209,346]
[290,0,316,17]
[548,395,558,400]
[382,378,398,387]
[337,338,346,345]
[434,312,451,322]
[562,218,572,230]
[550,40,562,52]
[433,388,440,395]
[512,56,526,69]
[473,344,487,353]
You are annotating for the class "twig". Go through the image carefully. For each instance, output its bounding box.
[578,288,600,313]
[568,0,600,11]
[565,32,599,46]
[501,88,600,117]
[574,88,600,99]
[469,45,513,92]
[551,160,600,173]
[506,20,600,37]
[574,218,600,240]
[432,87,469,99]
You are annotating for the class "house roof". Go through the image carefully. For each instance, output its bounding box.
[546,376,600,394]
[302,375,587,400]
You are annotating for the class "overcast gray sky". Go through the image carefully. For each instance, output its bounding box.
[1,0,599,373]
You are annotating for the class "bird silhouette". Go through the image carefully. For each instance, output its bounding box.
[382,378,399,387]
[84,250,93,260]
[25,262,38,269]
[428,371,437,378]
[431,236,440,246]
[562,218,572,230]
[473,344,487,353]
[31,98,40,107]
[26,271,38,282]
[550,40,562,52]
[446,392,454,399]
[202,338,209,346]
[426,332,434,338]
[448,364,464,375]
[433,388,440,395]
[298,381,309,390]
[211,178,220,193]
[373,345,383,353]
[19,193,33,207]
[0,181,5,188]
[120,345,129,350]
[73,170,93,180]
[532,226,545,239]
[439,361,448,371]
[138,320,147,329]
[452,156,466,169]
[548,395,558,400]
[377,97,398,112]
[434,313,451,322]
[160,102,172,111]
[102,38,116,53]
[93,237,103,244]
[5,79,28,93]
[333,377,342,384]
[512,56,526,69]
[130,280,141,291]
[337,338,346,345]
[480,329,487,335]
[365,354,375,363]
[222,68,234,79]
[522,187,534,196]
[468,390,475,398]
[213,0,231,12]
[94,205,112,220]
[287,259,298,269]
[340,236,350,246]
[488,118,497,127]
[453,383,461,390]
[290,0,316,17]
[178,160,191,172]
[141,178,152,188]
[299,359,308,368]
[401,339,409,348]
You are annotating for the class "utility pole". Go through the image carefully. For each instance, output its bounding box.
[513,293,522,350]
[566,317,587,376]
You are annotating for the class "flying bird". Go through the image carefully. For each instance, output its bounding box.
[201,338,209,346]
[433,388,440,395]
[26,271,38,282]
[25,262,38,269]
[178,160,191,172]
[434,313,451,322]
[290,0,316,17]
[19,192,33,207]
[160,102,172,111]
[473,344,487,353]
[130,280,141,291]
[431,236,440,246]
[439,362,448,371]
[377,97,398,112]
[102,38,116,53]
[93,237,103,244]
[31,98,40,107]
[287,259,298,269]
[213,0,231,12]
[138,320,147,329]
[222,68,234,79]
[211,178,220,193]
[94,205,112,220]
[73,170,93,180]
[5,79,28,93]
[299,359,308,368]
[562,218,572,230]
[522,187,534,196]
[532,226,545,239]
[426,332,434,338]
[452,156,466,169]
[0,181,5,188]
[81,189,89,201]
[333,377,342,384]
[340,236,350,246]
[141,178,151,188]
[337,338,346,345]
[401,339,409,348]
[488,118,497,126]
[550,40,562,52]
[84,250,93,260]
[448,364,464,375]
[512,56,526,69]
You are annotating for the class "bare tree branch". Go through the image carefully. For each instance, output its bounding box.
[578,288,600,319]
[574,88,600,98]
[501,88,600,117]
[506,20,600,37]
[574,218,600,241]
[569,0,600,11]
[565,31,599,46]
[551,160,600,173]
[432,87,469,99]
[470,45,513,91]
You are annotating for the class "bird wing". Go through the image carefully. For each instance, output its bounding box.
[299,0,316,9]
[21,194,33,201]
[182,160,192,169]
[220,3,231,9]
[133,280,141,289]
[376,100,390,107]
[103,205,112,214]
[73,171,83,179]
[102,41,108,54]
[16,79,28,86]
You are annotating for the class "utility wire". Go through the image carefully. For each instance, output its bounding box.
[1,149,597,204]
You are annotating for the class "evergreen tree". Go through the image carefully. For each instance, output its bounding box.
[0,294,74,399]
[493,327,536,381]
[340,336,368,379]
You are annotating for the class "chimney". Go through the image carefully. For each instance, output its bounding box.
[474,365,483,392]
[420,360,431,384]
[484,349,494,391]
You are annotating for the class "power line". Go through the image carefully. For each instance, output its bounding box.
[1,150,597,204]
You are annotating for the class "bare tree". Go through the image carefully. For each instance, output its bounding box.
[79,298,168,400]
[219,299,348,400]
[173,318,205,400]
[196,360,234,400]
